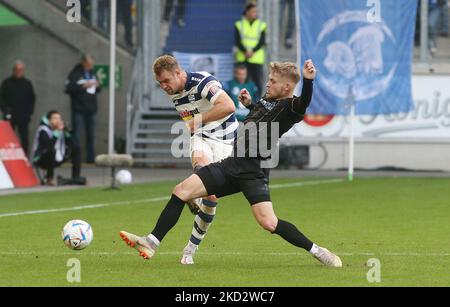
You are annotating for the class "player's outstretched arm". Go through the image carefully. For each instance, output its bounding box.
[302,59,317,80]
[293,60,316,115]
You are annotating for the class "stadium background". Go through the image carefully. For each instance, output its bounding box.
[1,0,448,174]
[1,0,450,288]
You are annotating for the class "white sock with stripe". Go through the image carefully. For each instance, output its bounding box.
[187,199,217,252]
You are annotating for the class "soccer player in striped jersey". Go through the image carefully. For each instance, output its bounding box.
[120,55,238,264]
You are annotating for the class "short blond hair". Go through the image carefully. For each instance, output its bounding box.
[269,62,301,84]
[152,55,180,76]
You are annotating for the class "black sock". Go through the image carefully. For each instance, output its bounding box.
[151,194,185,242]
[273,219,314,251]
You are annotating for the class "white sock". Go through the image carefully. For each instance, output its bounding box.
[186,241,198,252]
[309,243,319,255]
[146,234,160,248]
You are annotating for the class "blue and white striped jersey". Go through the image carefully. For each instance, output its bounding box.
[170,72,239,143]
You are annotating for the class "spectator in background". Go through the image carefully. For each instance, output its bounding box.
[440,0,449,37]
[164,0,186,27]
[280,0,296,49]
[234,3,267,99]
[0,60,36,156]
[65,54,101,164]
[415,0,421,46]
[97,0,110,33]
[32,111,85,186]
[96,0,134,47]
[80,0,90,20]
[118,0,134,47]
[223,64,258,122]
[429,0,444,54]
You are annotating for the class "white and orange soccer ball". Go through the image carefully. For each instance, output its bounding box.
[62,220,93,250]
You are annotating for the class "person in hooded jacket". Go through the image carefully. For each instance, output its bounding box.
[32,110,85,186]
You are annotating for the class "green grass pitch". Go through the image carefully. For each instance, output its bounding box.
[1,177,450,287]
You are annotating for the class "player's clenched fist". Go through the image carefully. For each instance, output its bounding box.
[238,88,252,107]
[303,59,317,80]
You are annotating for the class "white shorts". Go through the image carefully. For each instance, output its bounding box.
[190,134,233,164]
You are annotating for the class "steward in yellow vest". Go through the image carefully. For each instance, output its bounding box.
[234,3,267,98]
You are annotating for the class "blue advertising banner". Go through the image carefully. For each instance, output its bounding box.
[299,0,417,115]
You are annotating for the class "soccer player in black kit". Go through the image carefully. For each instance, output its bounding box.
[120,60,342,267]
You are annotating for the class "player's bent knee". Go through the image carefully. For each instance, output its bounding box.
[259,218,277,232]
[173,183,192,202]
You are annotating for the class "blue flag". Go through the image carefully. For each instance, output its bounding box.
[299,0,417,115]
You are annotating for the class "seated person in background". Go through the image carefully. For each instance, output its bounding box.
[32,110,85,186]
[223,64,258,122]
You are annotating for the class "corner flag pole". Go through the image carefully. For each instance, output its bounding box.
[348,85,355,182]
[108,0,117,155]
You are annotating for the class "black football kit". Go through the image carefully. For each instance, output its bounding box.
[195,78,313,205]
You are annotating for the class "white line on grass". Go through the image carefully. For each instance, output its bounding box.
[269,178,343,189]
[0,197,170,218]
[0,251,449,257]
[0,179,344,219]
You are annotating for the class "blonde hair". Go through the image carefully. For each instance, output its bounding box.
[152,55,181,76]
[269,62,301,84]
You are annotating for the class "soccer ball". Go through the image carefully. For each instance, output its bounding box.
[115,169,132,185]
[62,220,93,250]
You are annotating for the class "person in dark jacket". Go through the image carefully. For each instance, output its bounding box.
[117,0,134,47]
[0,60,36,156]
[65,54,101,163]
[32,111,84,186]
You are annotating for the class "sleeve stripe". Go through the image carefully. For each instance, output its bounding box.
[197,76,217,94]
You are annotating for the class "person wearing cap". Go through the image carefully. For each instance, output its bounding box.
[234,3,267,99]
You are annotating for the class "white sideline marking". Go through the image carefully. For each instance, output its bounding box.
[0,197,170,218]
[0,251,449,257]
[270,178,343,189]
[0,179,343,219]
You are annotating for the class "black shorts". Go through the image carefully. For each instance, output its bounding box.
[195,157,271,205]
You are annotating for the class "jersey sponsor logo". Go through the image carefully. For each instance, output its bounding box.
[208,84,221,97]
[179,109,200,121]
[260,99,276,111]
[191,77,202,82]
